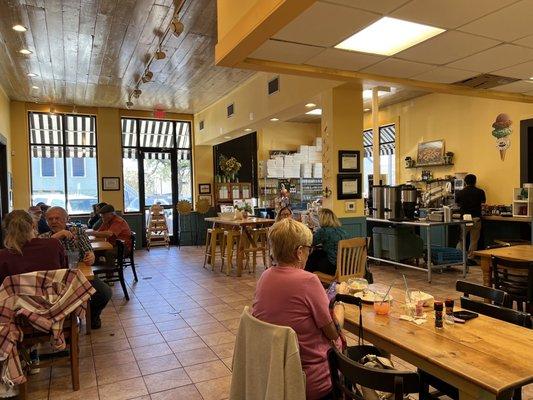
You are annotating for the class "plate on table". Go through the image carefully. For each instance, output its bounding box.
[353,290,393,303]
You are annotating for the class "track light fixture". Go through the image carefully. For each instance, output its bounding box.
[126,101,133,109]
[171,19,184,37]
[155,49,166,60]
[132,89,142,98]
[142,70,153,83]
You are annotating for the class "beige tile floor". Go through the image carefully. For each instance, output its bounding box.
[23,246,531,400]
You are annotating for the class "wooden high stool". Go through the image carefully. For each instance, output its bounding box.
[203,228,224,270]
[244,227,269,273]
[221,229,242,276]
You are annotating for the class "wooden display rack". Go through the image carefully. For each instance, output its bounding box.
[146,204,170,250]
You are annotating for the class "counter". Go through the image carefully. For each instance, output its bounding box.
[481,215,532,244]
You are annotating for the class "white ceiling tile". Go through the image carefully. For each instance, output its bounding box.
[513,34,533,49]
[273,2,380,47]
[492,80,533,93]
[459,0,533,42]
[396,31,499,65]
[321,0,410,14]
[447,44,533,73]
[391,0,516,29]
[249,40,323,64]
[493,61,533,80]
[305,48,384,71]
[411,67,477,83]
[361,58,434,78]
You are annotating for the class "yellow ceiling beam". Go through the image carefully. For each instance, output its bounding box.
[238,58,533,103]
[215,0,316,67]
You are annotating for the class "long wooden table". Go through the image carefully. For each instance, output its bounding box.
[343,286,533,400]
[204,217,275,276]
[473,245,533,287]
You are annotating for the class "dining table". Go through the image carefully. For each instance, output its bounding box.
[91,241,113,252]
[343,285,533,400]
[204,217,275,276]
[472,245,533,287]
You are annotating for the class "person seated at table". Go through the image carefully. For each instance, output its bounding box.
[92,204,132,267]
[28,205,51,235]
[275,206,293,222]
[88,202,107,229]
[36,202,52,234]
[40,206,112,329]
[253,218,343,400]
[305,208,348,276]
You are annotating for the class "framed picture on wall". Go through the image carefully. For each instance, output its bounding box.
[199,183,211,194]
[337,174,362,199]
[102,177,120,191]
[198,194,212,206]
[338,150,360,172]
[417,140,445,165]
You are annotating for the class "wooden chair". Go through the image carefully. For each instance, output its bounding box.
[491,256,533,313]
[203,227,224,270]
[328,347,420,400]
[122,232,138,282]
[244,227,269,273]
[18,313,80,399]
[315,237,367,284]
[221,229,241,276]
[93,240,129,301]
[456,280,508,306]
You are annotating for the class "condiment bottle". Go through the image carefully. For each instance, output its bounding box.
[434,301,444,329]
[444,298,455,325]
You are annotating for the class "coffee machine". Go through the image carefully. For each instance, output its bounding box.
[383,185,402,220]
[371,185,385,219]
[401,185,418,220]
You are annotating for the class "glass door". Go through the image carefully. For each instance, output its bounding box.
[142,150,176,239]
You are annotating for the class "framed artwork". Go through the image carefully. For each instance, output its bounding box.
[417,140,445,165]
[198,183,211,194]
[338,150,360,172]
[102,177,120,191]
[337,174,362,199]
[198,194,212,206]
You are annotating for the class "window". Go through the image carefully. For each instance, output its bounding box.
[71,158,85,177]
[41,158,55,177]
[121,118,192,213]
[29,112,98,214]
[362,124,396,197]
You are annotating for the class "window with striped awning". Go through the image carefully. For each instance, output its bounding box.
[363,124,396,158]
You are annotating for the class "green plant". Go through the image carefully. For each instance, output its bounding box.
[236,203,253,213]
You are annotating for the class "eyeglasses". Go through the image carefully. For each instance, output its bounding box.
[296,245,312,251]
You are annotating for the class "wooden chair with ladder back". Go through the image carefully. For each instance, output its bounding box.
[315,237,367,285]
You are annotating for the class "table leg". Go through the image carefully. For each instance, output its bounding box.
[236,226,245,277]
[85,300,91,335]
[427,227,432,283]
[462,223,467,277]
[480,256,491,288]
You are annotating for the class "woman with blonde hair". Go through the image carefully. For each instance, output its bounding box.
[0,210,66,285]
[253,218,343,399]
[305,208,348,275]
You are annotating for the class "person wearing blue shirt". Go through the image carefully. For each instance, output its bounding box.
[305,208,348,275]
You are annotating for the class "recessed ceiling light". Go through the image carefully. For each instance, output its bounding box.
[335,17,444,56]
[19,49,32,55]
[364,108,371,112]
[270,118,279,122]
[244,128,252,132]
[305,103,316,108]
[529,77,533,80]
[12,25,27,32]
[27,73,38,77]
[31,85,39,90]
[305,108,322,116]
[224,136,231,139]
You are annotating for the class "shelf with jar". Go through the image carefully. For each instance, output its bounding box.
[215,182,252,206]
[512,187,533,217]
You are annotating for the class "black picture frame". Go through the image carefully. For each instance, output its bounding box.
[337,174,362,199]
[199,183,211,194]
[338,150,360,173]
[102,177,120,191]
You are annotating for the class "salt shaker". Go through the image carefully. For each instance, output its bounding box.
[434,301,444,329]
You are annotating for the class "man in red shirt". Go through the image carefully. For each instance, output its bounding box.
[92,204,132,267]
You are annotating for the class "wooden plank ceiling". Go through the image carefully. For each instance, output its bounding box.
[0,0,254,113]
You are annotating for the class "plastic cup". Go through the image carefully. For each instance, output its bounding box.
[374,300,391,315]
[67,251,79,270]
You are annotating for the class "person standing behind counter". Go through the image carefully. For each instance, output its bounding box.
[455,174,486,263]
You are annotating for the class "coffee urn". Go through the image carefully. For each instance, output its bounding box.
[383,185,402,219]
[371,185,384,219]
[401,185,418,220]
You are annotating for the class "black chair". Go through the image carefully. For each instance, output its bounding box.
[460,296,532,328]
[328,347,420,400]
[492,256,533,313]
[123,232,138,282]
[93,240,129,301]
[456,279,508,306]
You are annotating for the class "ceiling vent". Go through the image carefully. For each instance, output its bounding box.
[454,74,519,90]
[268,76,279,95]
[227,103,234,118]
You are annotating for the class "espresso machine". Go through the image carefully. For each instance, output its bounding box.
[401,185,418,220]
[371,185,384,219]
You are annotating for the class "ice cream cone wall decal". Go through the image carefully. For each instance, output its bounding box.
[491,113,512,161]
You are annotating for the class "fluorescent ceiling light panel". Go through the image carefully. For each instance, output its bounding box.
[335,17,445,56]
[305,108,322,116]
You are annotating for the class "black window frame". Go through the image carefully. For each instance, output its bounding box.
[28,111,99,215]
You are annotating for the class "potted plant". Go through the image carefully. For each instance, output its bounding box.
[444,151,454,164]
[236,203,253,219]
[405,156,415,168]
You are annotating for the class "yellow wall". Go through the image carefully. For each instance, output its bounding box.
[217,0,261,41]
[194,145,214,198]
[9,101,194,210]
[0,86,11,173]
[257,121,319,161]
[364,93,533,204]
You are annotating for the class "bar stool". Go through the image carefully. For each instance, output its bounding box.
[244,227,269,273]
[221,229,242,276]
[203,227,224,270]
